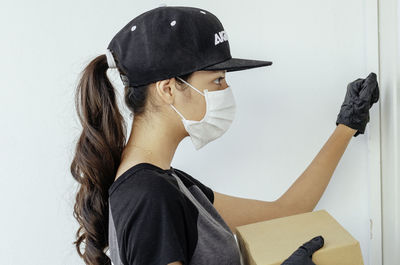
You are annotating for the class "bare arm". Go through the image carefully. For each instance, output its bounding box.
[213,124,357,234]
[275,124,357,215]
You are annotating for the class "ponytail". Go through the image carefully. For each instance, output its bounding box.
[70,54,126,265]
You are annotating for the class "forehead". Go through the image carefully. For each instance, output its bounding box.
[198,70,226,75]
[189,70,226,81]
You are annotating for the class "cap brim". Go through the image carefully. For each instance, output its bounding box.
[201,57,273,72]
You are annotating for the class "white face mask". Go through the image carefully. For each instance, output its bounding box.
[170,77,236,150]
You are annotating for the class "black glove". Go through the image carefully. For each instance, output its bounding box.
[280,235,324,265]
[336,72,380,137]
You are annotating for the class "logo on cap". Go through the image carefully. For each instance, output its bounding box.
[215,30,228,46]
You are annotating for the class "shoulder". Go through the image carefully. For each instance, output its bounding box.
[108,168,198,243]
[109,168,184,207]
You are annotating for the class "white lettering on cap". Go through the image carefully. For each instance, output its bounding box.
[215,30,228,46]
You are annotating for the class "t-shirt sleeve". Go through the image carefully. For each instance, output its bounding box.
[121,177,195,265]
[173,169,214,204]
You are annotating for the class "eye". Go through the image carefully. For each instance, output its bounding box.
[214,76,225,85]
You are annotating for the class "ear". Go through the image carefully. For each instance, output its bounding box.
[155,78,175,105]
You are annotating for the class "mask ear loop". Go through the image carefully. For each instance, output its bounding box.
[170,104,186,120]
[176,77,205,96]
[160,81,186,120]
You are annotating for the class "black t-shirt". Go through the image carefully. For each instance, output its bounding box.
[107,162,242,265]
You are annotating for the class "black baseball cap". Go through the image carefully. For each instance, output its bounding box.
[106,5,273,87]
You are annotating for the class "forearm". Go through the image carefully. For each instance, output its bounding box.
[276,124,357,215]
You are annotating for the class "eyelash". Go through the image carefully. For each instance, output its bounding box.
[214,77,225,85]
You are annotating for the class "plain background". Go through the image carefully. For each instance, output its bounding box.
[1,0,390,264]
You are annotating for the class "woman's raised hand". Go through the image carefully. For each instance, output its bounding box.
[336,72,380,137]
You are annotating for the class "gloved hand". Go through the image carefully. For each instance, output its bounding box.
[280,235,324,265]
[336,72,380,137]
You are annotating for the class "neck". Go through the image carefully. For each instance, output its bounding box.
[121,114,185,170]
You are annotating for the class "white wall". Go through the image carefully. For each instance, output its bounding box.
[378,0,400,264]
[0,0,385,264]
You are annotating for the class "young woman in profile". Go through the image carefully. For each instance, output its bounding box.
[70,5,379,265]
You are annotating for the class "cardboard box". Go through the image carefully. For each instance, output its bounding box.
[235,209,364,265]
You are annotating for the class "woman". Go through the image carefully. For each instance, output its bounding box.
[70,5,379,265]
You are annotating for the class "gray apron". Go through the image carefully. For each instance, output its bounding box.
[171,171,242,265]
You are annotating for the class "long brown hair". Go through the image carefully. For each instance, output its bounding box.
[70,52,192,265]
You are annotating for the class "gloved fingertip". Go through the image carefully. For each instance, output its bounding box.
[317,236,325,245]
[311,235,324,247]
[368,72,377,79]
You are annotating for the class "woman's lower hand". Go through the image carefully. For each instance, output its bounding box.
[336,72,380,137]
[280,235,324,265]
